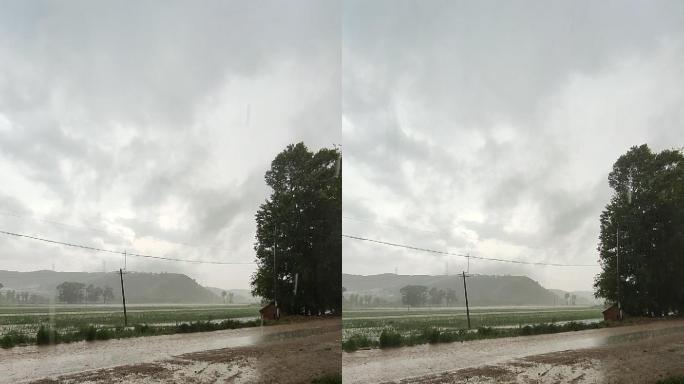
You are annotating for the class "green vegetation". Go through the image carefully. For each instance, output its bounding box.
[251,143,341,315]
[4,318,262,349]
[344,307,602,332]
[657,377,684,384]
[595,145,684,316]
[0,304,262,348]
[0,330,28,348]
[343,320,605,352]
[343,306,605,351]
[311,374,342,384]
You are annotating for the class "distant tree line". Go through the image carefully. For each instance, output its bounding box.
[400,285,459,307]
[221,290,234,304]
[343,285,461,308]
[343,293,392,307]
[0,283,49,305]
[56,282,115,304]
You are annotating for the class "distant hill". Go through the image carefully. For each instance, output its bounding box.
[0,270,221,304]
[343,273,596,307]
[205,287,260,304]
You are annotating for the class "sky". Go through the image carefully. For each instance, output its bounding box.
[342,0,684,291]
[0,0,340,290]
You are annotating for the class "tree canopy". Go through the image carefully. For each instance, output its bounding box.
[594,144,684,316]
[250,142,341,315]
[57,282,85,304]
[400,285,429,307]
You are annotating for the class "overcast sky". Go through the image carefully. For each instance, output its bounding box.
[0,1,340,290]
[342,0,684,291]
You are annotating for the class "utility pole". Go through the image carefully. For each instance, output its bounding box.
[292,272,298,314]
[462,271,471,329]
[119,268,128,327]
[273,224,278,318]
[616,223,621,320]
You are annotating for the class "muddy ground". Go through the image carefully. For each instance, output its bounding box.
[343,319,684,384]
[4,318,340,384]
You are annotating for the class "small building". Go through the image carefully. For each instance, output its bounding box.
[259,301,279,320]
[603,303,620,321]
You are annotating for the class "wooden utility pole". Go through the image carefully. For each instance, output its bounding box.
[273,224,277,309]
[119,268,128,327]
[616,224,622,320]
[462,271,471,329]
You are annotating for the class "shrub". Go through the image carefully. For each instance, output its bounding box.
[311,373,342,384]
[342,334,374,352]
[342,337,357,352]
[81,326,97,341]
[36,325,54,345]
[379,330,403,348]
[477,326,495,336]
[95,328,112,340]
[657,376,684,384]
[423,328,441,344]
[0,331,28,348]
[0,334,15,348]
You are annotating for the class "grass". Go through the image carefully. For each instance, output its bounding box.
[343,321,606,351]
[657,377,684,384]
[2,318,264,348]
[343,306,602,344]
[311,373,342,384]
[0,304,263,348]
[342,305,608,352]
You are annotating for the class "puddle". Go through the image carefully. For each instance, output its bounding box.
[603,325,684,345]
[342,319,684,384]
[0,320,335,384]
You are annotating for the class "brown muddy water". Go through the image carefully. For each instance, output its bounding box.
[342,319,684,383]
[0,319,339,383]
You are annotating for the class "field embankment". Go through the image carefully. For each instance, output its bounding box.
[343,306,603,351]
[0,303,261,348]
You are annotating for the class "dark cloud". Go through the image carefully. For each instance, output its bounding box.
[342,0,684,291]
[0,0,340,289]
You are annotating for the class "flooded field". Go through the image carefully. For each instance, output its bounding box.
[343,306,603,342]
[342,319,684,383]
[0,304,260,338]
[0,318,341,383]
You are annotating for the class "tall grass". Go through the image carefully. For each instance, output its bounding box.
[2,318,263,349]
[343,321,606,352]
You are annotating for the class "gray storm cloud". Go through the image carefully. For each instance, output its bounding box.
[0,0,340,290]
[342,0,684,291]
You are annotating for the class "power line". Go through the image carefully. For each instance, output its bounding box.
[0,229,255,265]
[343,216,443,235]
[0,210,240,253]
[342,234,599,267]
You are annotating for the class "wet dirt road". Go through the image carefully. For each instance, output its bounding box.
[0,318,341,383]
[343,319,684,383]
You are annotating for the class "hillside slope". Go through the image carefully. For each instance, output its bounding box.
[343,273,570,306]
[0,270,221,304]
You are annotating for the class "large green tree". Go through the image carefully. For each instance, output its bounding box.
[400,285,428,307]
[594,145,684,316]
[251,142,341,315]
[56,282,85,304]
